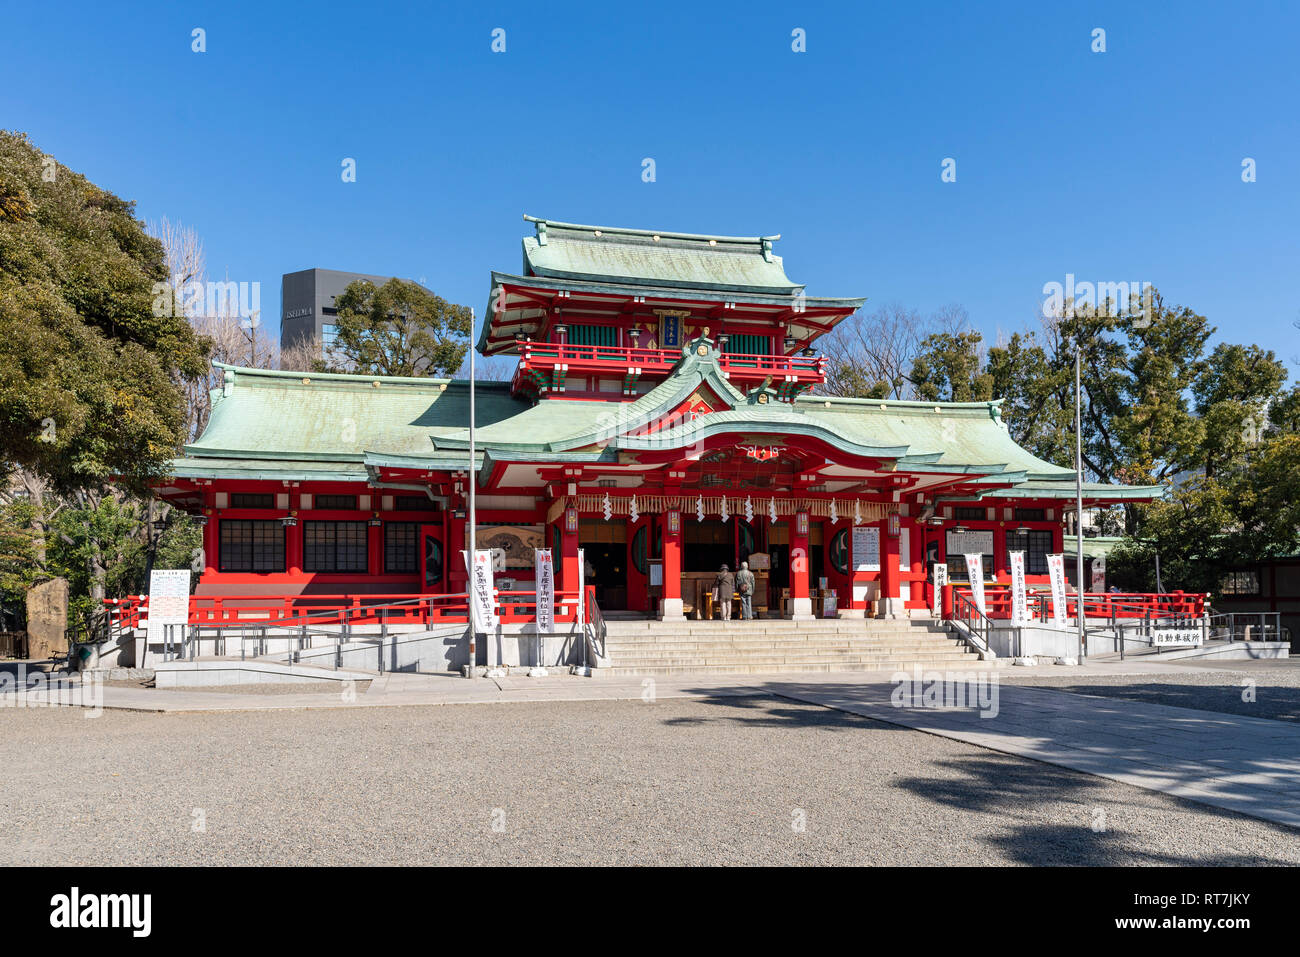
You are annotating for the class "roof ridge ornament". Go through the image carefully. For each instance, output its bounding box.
[683,328,720,362]
[744,376,778,406]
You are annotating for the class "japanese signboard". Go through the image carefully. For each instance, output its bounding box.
[146,569,190,641]
[465,549,497,630]
[1047,554,1068,628]
[535,549,554,634]
[1009,551,1028,625]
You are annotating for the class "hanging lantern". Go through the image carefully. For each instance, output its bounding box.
[720,496,729,523]
[629,495,639,524]
[696,493,705,523]
[744,495,754,523]
[602,492,612,521]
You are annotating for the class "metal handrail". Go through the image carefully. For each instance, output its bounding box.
[584,585,608,664]
[951,591,997,657]
[1205,612,1284,643]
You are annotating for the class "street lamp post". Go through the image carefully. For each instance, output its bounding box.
[1075,340,1086,661]
[467,307,477,679]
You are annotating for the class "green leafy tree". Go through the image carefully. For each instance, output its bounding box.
[909,331,992,402]
[0,130,210,494]
[328,278,471,377]
[986,331,1073,464]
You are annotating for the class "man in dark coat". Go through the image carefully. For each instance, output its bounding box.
[736,561,756,620]
[714,563,735,620]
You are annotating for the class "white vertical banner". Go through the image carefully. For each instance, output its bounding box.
[1009,551,1028,625]
[964,554,986,616]
[465,549,497,630]
[931,563,947,616]
[577,547,585,628]
[535,549,555,634]
[1047,554,1068,628]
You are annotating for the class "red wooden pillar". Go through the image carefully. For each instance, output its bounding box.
[287,523,303,582]
[994,525,1009,581]
[788,511,813,619]
[448,510,468,593]
[202,510,219,578]
[879,517,903,618]
[367,520,382,577]
[560,508,580,617]
[659,510,684,620]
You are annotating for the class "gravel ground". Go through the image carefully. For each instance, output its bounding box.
[1002,660,1300,722]
[2,695,1297,866]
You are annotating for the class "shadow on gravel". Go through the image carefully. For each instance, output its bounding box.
[1013,681,1300,723]
[669,683,1300,864]
[659,691,909,733]
[891,753,1298,866]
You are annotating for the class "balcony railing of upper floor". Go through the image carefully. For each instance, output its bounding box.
[509,337,826,397]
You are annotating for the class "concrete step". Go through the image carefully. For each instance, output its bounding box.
[603,635,971,648]
[598,660,992,677]
[604,621,946,632]
[593,617,981,676]
[604,649,974,661]
[604,630,953,641]
[604,649,976,663]
[603,635,965,647]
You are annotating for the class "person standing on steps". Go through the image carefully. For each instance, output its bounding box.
[736,561,756,620]
[714,563,735,621]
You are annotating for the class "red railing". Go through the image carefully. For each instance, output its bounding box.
[941,584,1205,621]
[105,590,585,630]
[513,340,826,383]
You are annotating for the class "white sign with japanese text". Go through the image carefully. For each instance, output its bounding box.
[1009,551,1028,624]
[1047,554,1068,628]
[964,554,986,616]
[535,549,554,634]
[465,549,497,630]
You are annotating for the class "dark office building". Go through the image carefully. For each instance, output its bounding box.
[280,268,428,356]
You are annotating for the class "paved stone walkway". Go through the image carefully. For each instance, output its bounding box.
[762,678,1300,830]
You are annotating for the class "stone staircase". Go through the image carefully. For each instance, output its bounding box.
[597,617,986,676]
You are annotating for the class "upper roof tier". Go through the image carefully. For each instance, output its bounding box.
[520,216,800,295]
[479,216,866,356]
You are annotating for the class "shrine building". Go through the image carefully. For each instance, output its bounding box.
[154,216,1162,623]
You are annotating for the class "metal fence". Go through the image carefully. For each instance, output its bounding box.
[1206,612,1285,643]
[0,631,28,659]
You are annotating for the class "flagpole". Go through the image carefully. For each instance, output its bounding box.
[1075,339,1086,661]
[468,307,477,679]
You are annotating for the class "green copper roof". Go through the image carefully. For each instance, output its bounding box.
[167,457,370,483]
[796,396,1078,480]
[435,341,749,454]
[976,479,1166,502]
[185,363,526,462]
[168,349,1163,507]
[521,215,800,295]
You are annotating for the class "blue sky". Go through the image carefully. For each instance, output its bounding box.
[5,0,1298,370]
